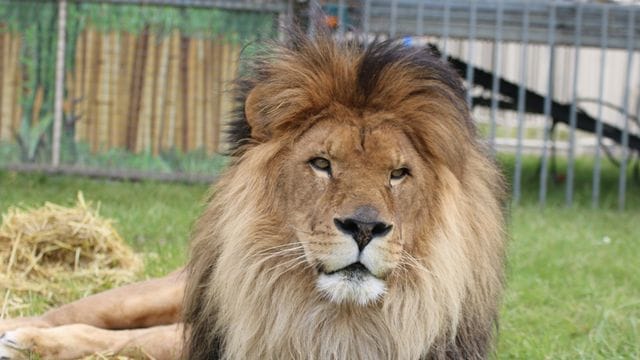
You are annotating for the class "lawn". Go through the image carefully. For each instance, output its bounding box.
[0,155,638,359]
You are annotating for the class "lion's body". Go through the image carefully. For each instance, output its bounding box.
[184,33,507,360]
[0,32,507,360]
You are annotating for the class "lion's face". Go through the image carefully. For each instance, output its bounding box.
[280,110,437,305]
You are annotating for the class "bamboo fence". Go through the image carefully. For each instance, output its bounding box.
[0,26,241,155]
[0,31,23,142]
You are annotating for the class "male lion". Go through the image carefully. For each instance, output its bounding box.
[0,32,506,359]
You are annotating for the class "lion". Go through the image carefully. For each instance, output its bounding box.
[0,31,506,360]
[183,32,507,359]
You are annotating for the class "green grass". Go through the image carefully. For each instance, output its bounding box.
[0,156,638,359]
[501,207,640,359]
[497,156,639,358]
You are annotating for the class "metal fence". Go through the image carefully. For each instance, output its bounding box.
[0,0,638,210]
[325,0,640,210]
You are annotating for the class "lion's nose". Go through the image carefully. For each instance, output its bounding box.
[334,215,392,251]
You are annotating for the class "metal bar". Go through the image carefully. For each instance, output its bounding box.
[363,0,371,35]
[416,0,424,36]
[489,0,504,153]
[465,0,477,107]
[79,0,285,12]
[278,14,286,40]
[539,2,557,207]
[338,0,346,38]
[390,0,398,37]
[52,0,67,167]
[1,163,218,184]
[565,3,583,207]
[278,1,292,41]
[513,3,530,206]
[440,1,451,60]
[365,1,638,50]
[618,8,635,211]
[592,5,609,208]
[307,0,318,37]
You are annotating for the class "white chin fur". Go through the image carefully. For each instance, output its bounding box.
[316,272,386,305]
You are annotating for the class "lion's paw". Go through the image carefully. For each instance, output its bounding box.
[0,330,29,360]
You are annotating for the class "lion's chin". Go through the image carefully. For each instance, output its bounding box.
[316,269,386,306]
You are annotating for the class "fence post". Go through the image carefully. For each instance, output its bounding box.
[52,0,67,167]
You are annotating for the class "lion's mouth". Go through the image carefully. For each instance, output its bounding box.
[316,262,386,305]
[322,262,369,277]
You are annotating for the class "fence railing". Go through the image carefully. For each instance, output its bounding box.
[324,0,639,210]
[0,0,638,210]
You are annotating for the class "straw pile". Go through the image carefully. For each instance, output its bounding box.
[1,192,142,317]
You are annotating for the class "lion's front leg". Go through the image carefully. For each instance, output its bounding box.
[0,323,183,360]
[0,317,53,334]
[0,268,185,335]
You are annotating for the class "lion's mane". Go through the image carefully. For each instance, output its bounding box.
[184,32,507,360]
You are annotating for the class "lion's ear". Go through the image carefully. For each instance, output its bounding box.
[244,86,271,142]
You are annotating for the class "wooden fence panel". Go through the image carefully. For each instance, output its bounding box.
[162,30,180,150]
[0,33,21,141]
[0,32,8,140]
[0,26,240,156]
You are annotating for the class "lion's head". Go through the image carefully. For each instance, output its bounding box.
[184,33,507,360]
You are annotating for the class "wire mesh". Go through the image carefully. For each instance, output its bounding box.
[353,0,639,210]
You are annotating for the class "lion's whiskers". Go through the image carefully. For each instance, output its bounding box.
[398,250,432,276]
[250,243,308,272]
[249,242,304,260]
[268,253,309,274]
[262,253,314,287]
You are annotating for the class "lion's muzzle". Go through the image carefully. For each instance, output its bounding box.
[312,205,396,305]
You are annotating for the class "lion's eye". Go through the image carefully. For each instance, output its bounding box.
[390,167,410,185]
[309,157,331,175]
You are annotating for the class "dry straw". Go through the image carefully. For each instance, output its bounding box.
[0,192,142,318]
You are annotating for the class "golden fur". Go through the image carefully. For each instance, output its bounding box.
[184,33,507,359]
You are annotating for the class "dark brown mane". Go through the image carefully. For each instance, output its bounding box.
[227,33,475,168]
